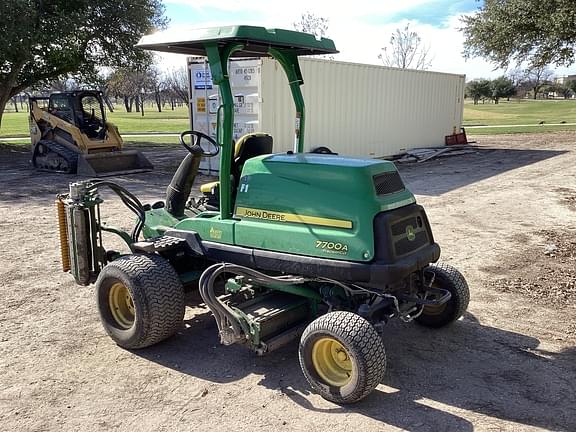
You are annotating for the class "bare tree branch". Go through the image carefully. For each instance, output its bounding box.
[378,24,433,70]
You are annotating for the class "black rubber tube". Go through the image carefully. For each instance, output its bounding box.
[198,263,309,343]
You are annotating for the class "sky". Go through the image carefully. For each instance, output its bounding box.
[157,0,575,80]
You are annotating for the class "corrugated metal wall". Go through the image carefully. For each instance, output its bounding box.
[260,58,465,157]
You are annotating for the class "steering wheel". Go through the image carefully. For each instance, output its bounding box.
[310,146,337,155]
[179,130,219,157]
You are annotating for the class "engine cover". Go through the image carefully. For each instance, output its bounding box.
[231,153,417,262]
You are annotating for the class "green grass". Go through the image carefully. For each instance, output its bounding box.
[463,99,576,135]
[0,135,181,148]
[0,104,190,138]
[106,105,189,133]
[3,99,576,138]
[123,136,181,147]
[0,111,29,137]
[466,124,576,135]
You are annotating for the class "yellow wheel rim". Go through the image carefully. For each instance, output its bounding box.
[423,280,447,316]
[108,282,135,329]
[311,337,353,387]
[422,303,447,316]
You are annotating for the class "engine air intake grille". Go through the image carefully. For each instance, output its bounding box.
[394,231,429,257]
[390,215,429,257]
[373,172,405,196]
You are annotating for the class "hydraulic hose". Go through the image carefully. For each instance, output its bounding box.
[198,263,309,345]
[87,181,146,242]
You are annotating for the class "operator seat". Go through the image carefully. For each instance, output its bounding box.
[200,133,273,209]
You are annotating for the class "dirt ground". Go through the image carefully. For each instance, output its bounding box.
[0,132,575,432]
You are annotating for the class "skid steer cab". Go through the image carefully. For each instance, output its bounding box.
[56,25,470,404]
[29,90,153,176]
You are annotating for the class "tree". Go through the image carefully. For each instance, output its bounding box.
[523,66,554,99]
[547,83,572,99]
[0,0,166,129]
[108,69,136,112]
[293,12,329,38]
[378,24,432,70]
[165,67,189,105]
[147,67,166,113]
[490,76,515,104]
[293,12,333,60]
[567,79,576,96]
[107,67,152,113]
[461,0,576,68]
[466,79,492,104]
[47,78,77,93]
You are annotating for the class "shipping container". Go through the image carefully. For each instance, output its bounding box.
[188,57,465,173]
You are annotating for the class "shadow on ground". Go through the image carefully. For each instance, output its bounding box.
[133,310,576,432]
[0,143,567,203]
[398,148,567,196]
[0,144,207,205]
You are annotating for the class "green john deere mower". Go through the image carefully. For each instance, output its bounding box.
[56,26,469,404]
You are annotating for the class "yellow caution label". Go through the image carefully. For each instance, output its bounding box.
[197,97,206,113]
[236,207,352,229]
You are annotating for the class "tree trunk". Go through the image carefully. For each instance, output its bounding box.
[103,95,114,112]
[124,96,131,112]
[12,97,19,113]
[0,87,14,131]
[155,93,162,112]
[135,96,140,112]
[0,64,26,130]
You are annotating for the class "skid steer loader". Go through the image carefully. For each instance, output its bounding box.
[29,90,153,176]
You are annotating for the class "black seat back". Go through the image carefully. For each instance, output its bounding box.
[232,133,273,183]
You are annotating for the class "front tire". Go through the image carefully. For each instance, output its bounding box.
[95,254,185,349]
[299,311,386,404]
[415,262,470,328]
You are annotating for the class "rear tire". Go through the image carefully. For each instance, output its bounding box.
[299,311,386,404]
[415,262,469,328]
[95,254,185,349]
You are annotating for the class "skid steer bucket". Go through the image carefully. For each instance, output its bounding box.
[77,150,154,177]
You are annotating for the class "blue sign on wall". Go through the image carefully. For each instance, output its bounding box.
[194,70,213,89]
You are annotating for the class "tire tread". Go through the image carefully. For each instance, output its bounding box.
[299,311,386,404]
[416,262,469,328]
[96,254,185,349]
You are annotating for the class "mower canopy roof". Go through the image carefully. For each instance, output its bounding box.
[136,25,338,57]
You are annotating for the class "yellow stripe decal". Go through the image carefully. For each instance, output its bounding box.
[235,207,352,229]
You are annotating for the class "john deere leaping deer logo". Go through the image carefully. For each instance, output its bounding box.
[209,226,222,240]
[405,225,416,241]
